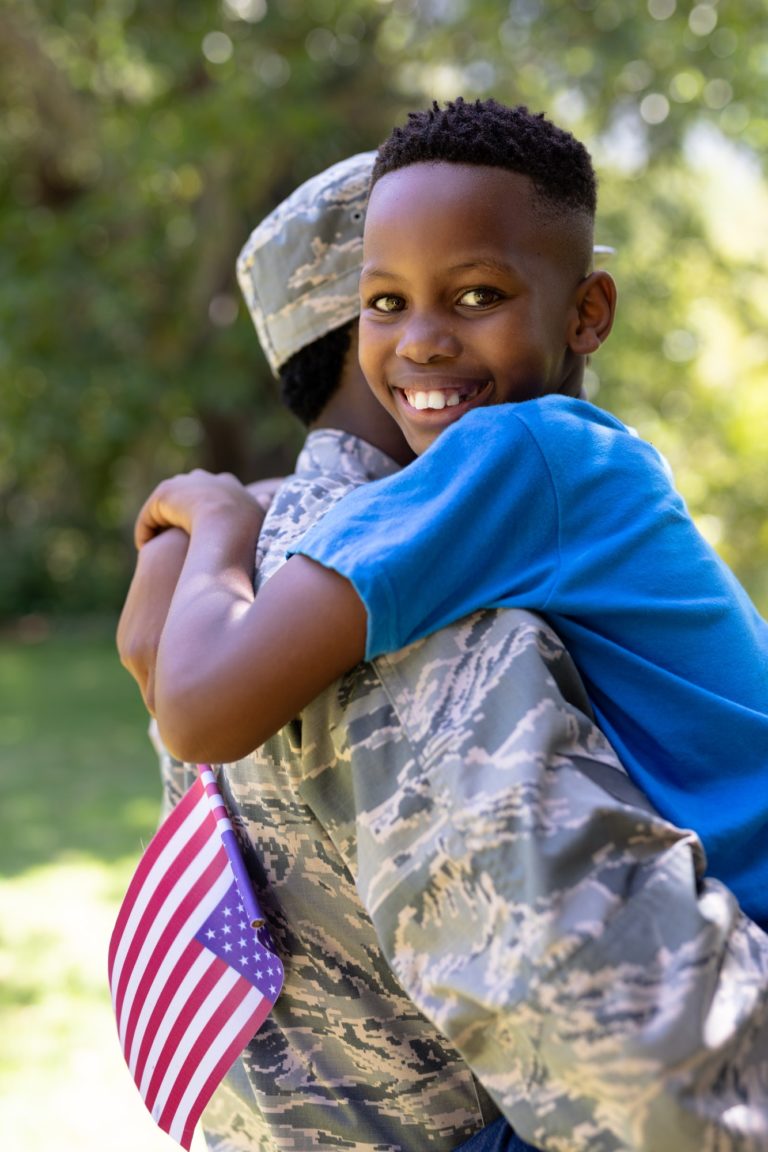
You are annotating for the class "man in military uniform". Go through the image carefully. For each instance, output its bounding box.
[119,154,768,1152]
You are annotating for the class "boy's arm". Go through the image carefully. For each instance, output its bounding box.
[118,476,283,715]
[137,471,367,764]
[117,528,189,713]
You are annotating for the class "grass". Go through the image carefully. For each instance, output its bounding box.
[0,622,206,1152]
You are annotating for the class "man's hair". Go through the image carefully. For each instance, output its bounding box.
[372,98,597,220]
[278,320,353,426]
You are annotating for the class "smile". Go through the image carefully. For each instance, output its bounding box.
[401,382,489,411]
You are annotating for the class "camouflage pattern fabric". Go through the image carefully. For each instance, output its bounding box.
[356,625,768,1151]
[158,430,768,1151]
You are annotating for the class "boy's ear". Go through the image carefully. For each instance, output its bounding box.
[568,271,617,355]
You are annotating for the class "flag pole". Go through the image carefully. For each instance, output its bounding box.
[197,765,266,928]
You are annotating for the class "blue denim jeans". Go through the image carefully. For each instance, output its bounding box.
[455,1117,538,1152]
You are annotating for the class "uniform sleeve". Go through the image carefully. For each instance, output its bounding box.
[292,406,561,661]
[148,718,195,820]
[339,611,768,1151]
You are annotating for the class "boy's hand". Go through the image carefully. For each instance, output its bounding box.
[117,528,189,713]
[135,469,264,548]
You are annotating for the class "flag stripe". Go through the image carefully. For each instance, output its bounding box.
[168,984,269,1148]
[143,944,228,1113]
[114,813,217,1018]
[130,939,202,1085]
[151,961,242,1122]
[129,866,232,1081]
[170,977,264,1121]
[109,784,208,980]
[110,806,212,1023]
[136,945,213,1095]
[117,830,225,1050]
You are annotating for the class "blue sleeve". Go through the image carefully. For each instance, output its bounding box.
[292,403,563,660]
[295,395,766,700]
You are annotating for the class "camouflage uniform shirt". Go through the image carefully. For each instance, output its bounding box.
[159,429,768,1152]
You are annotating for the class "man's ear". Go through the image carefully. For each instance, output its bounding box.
[568,270,617,355]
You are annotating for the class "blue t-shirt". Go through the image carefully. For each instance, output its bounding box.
[294,397,768,929]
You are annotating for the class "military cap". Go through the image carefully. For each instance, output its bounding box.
[236,152,375,377]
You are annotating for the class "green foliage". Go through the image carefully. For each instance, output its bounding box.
[1,0,767,616]
[0,624,161,874]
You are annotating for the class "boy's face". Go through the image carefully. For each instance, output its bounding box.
[359,162,602,454]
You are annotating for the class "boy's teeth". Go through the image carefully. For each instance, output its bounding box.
[404,387,469,410]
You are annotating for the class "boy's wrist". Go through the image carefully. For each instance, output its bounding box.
[135,471,266,547]
[183,497,264,576]
[190,491,264,533]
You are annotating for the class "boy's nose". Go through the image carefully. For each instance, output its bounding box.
[395,313,460,363]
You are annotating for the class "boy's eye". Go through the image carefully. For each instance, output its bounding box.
[459,287,501,307]
[370,294,404,314]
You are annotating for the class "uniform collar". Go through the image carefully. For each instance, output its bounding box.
[295,428,402,487]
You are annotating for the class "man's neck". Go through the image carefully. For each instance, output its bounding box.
[310,397,414,467]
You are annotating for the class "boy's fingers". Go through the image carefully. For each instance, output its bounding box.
[134,492,165,548]
[134,477,182,548]
[132,471,258,549]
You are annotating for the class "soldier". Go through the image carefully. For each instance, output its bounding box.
[119,152,768,1151]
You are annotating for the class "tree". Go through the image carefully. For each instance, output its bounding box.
[1,0,766,617]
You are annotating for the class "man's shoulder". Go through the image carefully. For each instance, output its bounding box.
[375,606,595,730]
[255,430,400,584]
[496,396,627,441]
[424,399,629,480]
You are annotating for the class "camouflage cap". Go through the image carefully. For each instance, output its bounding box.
[236,152,375,377]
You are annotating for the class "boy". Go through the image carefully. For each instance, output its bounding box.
[124,129,768,1149]
[139,98,768,932]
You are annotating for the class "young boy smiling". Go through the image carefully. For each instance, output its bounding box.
[356,128,613,455]
[138,99,768,935]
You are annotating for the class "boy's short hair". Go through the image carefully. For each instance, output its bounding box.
[237,152,374,378]
[372,98,596,222]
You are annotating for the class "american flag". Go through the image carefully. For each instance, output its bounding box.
[108,766,283,1150]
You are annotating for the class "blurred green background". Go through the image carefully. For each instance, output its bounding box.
[1,1,767,1150]
[1,0,767,622]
